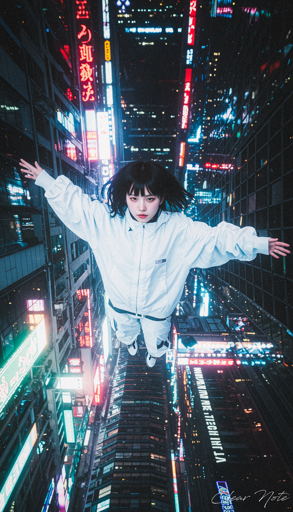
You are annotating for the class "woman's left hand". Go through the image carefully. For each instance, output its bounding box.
[269,238,290,259]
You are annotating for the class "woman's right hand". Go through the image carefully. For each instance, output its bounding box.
[19,159,44,180]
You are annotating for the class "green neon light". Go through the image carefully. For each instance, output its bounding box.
[0,319,46,413]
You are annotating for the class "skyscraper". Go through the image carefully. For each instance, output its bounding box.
[0,1,116,510]
[114,0,185,171]
[85,346,173,511]
[184,0,293,358]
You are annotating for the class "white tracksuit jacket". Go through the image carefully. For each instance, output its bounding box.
[36,170,269,322]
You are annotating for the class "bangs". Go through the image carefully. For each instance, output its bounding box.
[128,181,158,197]
[127,168,162,197]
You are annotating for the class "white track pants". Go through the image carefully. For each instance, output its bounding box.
[108,306,171,358]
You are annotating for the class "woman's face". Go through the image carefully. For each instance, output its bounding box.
[126,186,164,223]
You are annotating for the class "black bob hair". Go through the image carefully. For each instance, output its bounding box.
[102,161,193,217]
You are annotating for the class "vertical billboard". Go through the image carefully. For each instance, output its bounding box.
[97,111,112,195]
[85,110,98,161]
[180,0,197,133]
[0,319,46,414]
[64,409,75,443]
[215,481,235,512]
[76,0,95,103]
[93,366,101,405]
[0,424,38,512]
[75,289,93,348]
[76,0,98,162]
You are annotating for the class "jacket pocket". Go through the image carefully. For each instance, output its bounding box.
[144,259,168,308]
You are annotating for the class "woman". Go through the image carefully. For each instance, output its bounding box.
[19,159,290,367]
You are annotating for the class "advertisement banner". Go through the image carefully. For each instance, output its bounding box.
[0,319,46,414]
[0,424,37,512]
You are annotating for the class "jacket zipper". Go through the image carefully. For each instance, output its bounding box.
[135,224,145,314]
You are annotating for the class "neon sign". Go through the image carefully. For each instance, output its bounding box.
[205,163,233,170]
[216,482,236,512]
[93,366,101,404]
[0,320,46,414]
[76,1,95,102]
[180,0,197,132]
[171,450,180,512]
[68,358,81,366]
[97,112,111,161]
[179,438,184,461]
[102,0,110,39]
[85,110,98,161]
[64,409,75,443]
[0,424,37,512]
[186,48,193,65]
[179,142,186,167]
[194,368,226,463]
[41,479,55,512]
[76,289,93,348]
[178,358,234,366]
[58,376,83,390]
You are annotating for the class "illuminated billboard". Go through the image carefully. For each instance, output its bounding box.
[97,112,111,161]
[58,376,83,390]
[179,142,186,167]
[180,0,197,134]
[171,450,180,512]
[194,368,226,463]
[41,479,55,512]
[0,424,37,512]
[76,289,93,348]
[93,366,102,405]
[215,481,235,511]
[0,319,46,414]
[178,358,234,366]
[64,409,75,443]
[76,0,95,102]
[68,358,81,366]
[85,110,98,161]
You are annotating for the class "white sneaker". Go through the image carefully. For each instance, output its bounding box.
[146,352,157,368]
[127,340,138,356]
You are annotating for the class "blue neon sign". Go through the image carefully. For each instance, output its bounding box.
[216,481,236,512]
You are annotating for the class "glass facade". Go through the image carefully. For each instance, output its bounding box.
[185,0,293,359]
[86,348,172,511]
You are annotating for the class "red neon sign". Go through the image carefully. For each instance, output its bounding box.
[183,86,191,106]
[76,1,95,102]
[187,16,196,45]
[179,142,186,167]
[76,0,89,19]
[189,0,197,16]
[181,105,189,130]
[69,358,81,366]
[86,131,98,160]
[205,163,233,170]
[183,358,234,366]
[185,68,192,82]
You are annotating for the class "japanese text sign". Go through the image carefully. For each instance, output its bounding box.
[76,0,95,102]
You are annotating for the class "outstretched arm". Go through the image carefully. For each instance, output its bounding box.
[269,238,290,259]
[182,219,290,269]
[19,159,106,244]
